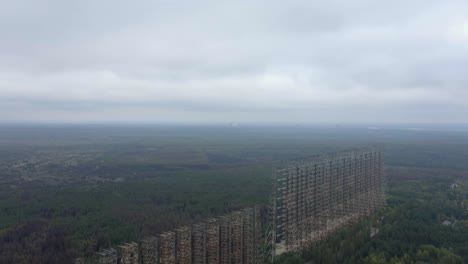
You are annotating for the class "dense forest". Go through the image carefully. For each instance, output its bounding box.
[1,125,468,263]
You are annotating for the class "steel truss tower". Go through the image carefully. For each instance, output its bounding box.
[87,148,385,264]
[272,147,385,255]
[140,236,158,264]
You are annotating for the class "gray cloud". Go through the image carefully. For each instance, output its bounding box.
[1,0,468,123]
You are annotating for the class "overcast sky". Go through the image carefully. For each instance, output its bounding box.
[1,0,467,124]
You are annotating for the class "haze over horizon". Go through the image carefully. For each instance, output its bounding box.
[1,0,468,124]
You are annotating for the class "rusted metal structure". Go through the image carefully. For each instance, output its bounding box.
[205,218,220,264]
[231,211,244,264]
[253,206,263,264]
[87,148,385,264]
[140,236,159,264]
[160,232,176,264]
[176,227,192,264]
[191,223,206,264]
[242,208,254,264]
[271,147,385,255]
[119,242,139,264]
[219,215,232,264]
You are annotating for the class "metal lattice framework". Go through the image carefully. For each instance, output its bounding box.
[205,218,220,264]
[192,223,206,264]
[140,236,159,264]
[87,147,385,264]
[176,227,192,264]
[160,231,176,264]
[272,147,385,255]
[119,242,139,264]
[219,215,232,264]
[231,211,244,264]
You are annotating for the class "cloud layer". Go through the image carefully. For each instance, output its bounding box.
[1,0,468,123]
